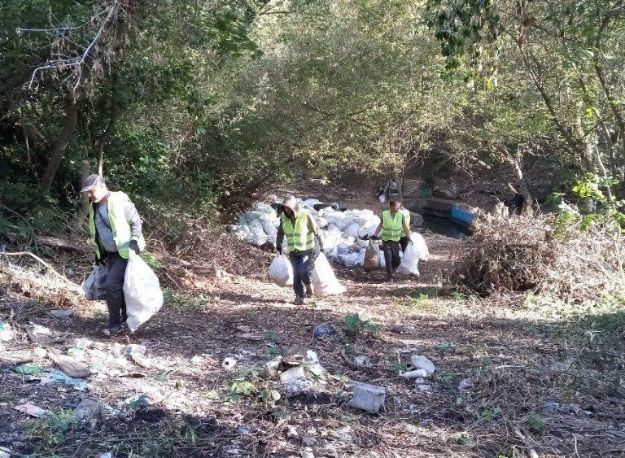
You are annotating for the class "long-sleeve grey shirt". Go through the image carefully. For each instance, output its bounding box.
[94,192,142,253]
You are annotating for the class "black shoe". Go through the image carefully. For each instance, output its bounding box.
[305,284,314,298]
[102,323,124,337]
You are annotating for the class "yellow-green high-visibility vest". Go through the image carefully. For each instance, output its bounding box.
[281,210,314,252]
[401,208,411,228]
[382,210,404,242]
[88,192,145,259]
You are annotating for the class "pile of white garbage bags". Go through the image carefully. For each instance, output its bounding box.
[231,199,429,269]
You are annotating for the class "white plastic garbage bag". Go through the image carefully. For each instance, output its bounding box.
[412,233,429,261]
[397,243,420,276]
[363,241,381,271]
[269,254,293,287]
[311,253,346,296]
[82,265,108,300]
[123,252,163,332]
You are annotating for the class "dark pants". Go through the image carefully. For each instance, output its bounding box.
[105,251,128,326]
[289,250,313,298]
[399,236,409,253]
[382,241,401,277]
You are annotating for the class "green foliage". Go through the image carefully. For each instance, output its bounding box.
[0,181,66,236]
[27,409,77,452]
[343,313,380,336]
[392,361,409,376]
[527,412,545,433]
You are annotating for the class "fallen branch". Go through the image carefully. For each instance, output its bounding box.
[0,251,65,279]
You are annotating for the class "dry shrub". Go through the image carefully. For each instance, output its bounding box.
[0,258,85,308]
[167,218,272,280]
[454,213,625,301]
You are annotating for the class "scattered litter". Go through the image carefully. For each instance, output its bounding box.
[0,446,11,458]
[313,323,334,338]
[40,369,88,391]
[125,344,147,356]
[410,355,436,376]
[399,369,428,379]
[458,378,474,391]
[0,322,13,342]
[73,398,105,421]
[348,382,386,413]
[100,453,113,458]
[26,324,54,345]
[49,352,91,378]
[67,347,85,359]
[14,403,48,418]
[301,448,315,458]
[353,355,372,368]
[239,333,264,341]
[236,425,251,435]
[130,352,152,369]
[73,338,94,349]
[49,309,74,320]
[222,357,237,370]
[127,394,149,411]
[416,382,432,393]
[280,366,312,395]
[13,364,43,376]
[31,347,47,358]
[263,356,283,378]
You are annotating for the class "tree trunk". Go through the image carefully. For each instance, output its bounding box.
[40,94,79,190]
[509,156,533,216]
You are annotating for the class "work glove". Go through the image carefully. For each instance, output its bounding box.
[128,239,140,255]
[362,234,370,241]
[95,254,105,266]
[370,234,379,241]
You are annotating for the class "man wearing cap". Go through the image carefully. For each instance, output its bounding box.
[275,196,324,305]
[372,197,411,281]
[80,174,145,335]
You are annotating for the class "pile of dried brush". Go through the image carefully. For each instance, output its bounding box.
[454,213,625,301]
[166,218,272,281]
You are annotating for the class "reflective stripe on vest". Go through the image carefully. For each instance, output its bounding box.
[382,210,403,241]
[281,210,314,252]
[88,191,143,259]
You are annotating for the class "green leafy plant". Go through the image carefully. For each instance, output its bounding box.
[528,413,545,433]
[343,313,380,336]
[27,409,77,452]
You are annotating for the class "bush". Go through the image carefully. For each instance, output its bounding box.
[453,213,624,302]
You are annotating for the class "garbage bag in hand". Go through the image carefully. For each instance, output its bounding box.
[411,233,429,261]
[311,253,346,297]
[397,243,420,276]
[123,252,163,332]
[82,265,108,300]
[363,240,381,271]
[269,254,293,287]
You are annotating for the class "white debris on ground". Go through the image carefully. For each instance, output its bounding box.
[230,199,429,268]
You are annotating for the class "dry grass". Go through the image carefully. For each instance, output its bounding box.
[454,213,625,302]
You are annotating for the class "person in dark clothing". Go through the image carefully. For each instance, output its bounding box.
[81,174,145,336]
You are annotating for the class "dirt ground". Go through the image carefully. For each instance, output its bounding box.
[1,180,624,457]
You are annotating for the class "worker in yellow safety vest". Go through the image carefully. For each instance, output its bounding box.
[276,196,324,305]
[372,196,411,281]
[81,174,145,336]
